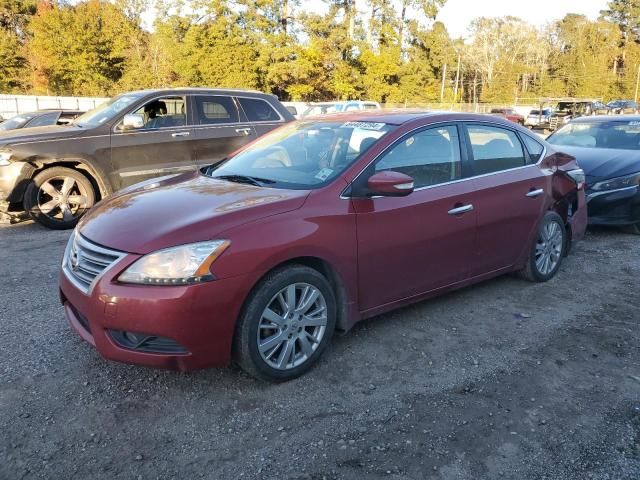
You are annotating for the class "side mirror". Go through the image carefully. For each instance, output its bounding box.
[122,114,144,130]
[367,171,415,197]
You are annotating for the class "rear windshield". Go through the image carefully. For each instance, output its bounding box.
[548,121,640,150]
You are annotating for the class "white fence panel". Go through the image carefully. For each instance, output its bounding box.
[0,95,108,119]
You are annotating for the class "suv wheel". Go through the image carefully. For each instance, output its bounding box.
[24,167,95,230]
[519,211,566,282]
[234,265,336,382]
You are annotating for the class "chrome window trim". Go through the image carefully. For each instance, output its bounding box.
[62,232,127,295]
[341,119,546,199]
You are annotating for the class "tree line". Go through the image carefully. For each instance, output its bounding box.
[1,0,639,104]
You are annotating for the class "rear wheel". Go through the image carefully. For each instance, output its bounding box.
[24,166,95,230]
[234,265,336,382]
[519,211,566,282]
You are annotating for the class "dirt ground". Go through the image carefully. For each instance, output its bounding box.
[0,220,638,480]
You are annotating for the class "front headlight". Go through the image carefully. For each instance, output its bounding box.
[591,172,640,191]
[0,150,12,166]
[118,240,230,285]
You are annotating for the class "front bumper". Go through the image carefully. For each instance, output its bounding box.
[0,162,34,203]
[59,255,260,371]
[586,185,640,226]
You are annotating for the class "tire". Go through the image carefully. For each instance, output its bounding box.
[519,211,567,282]
[622,223,640,235]
[233,265,337,382]
[23,166,95,230]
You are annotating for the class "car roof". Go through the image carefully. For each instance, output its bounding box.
[122,88,272,98]
[570,114,640,123]
[303,110,520,126]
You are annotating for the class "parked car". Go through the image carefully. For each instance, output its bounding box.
[549,101,609,131]
[0,110,84,131]
[59,111,587,381]
[0,88,294,229]
[606,100,639,114]
[546,116,640,234]
[490,107,524,125]
[301,101,381,118]
[524,108,554,129]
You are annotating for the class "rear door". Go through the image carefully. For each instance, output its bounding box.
[461,123,549,277]
[191,95,257,170]
[110,95,194,189]
[354,124,477,311]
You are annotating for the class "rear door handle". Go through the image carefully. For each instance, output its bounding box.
[448,204,474,215]
[171,131,190,138]
[526,188,544,198]
[235,128,252,136]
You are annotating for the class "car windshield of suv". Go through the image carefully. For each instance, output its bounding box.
[73,93,145,128]
[0,114,32,131]
[548,121,640,150]
[207,120,395,189]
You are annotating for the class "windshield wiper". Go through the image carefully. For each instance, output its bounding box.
[215,174,276,186]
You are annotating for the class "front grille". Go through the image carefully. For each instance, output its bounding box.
[63,233,125,294]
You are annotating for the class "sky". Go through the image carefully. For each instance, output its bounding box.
[437,0,609,38]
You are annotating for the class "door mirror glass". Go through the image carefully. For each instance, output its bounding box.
[122,114,144,130]
[367,171,414,197]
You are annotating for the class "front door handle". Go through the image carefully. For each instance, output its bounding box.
[171,131,190,138]
[235,128,252,136]
[448,204,474,215]
[526,188,544,198]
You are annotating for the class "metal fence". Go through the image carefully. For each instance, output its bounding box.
[0,95,108,119]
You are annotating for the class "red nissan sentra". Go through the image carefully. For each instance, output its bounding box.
[59,112,587,381]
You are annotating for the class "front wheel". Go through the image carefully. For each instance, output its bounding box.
[23,166,95,229]
[233,265,336,382]
[519,211,566,282]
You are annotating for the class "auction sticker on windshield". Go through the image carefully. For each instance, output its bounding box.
[341,121,386,130]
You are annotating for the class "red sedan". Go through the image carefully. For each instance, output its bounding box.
[59,112,587,381]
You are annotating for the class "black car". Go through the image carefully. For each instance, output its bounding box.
[547,116,640,234]
[607,100,639,115]
[0,110,84,131]
[549,101,610,131]
[0,88,294,229]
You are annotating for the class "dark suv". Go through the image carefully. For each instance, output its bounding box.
[0,88,294,229]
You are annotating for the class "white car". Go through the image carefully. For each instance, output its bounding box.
[525,108,553,128]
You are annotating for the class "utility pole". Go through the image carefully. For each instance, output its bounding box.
[440,63,447,103]
[453,54,461,103]
[635,64,640,103]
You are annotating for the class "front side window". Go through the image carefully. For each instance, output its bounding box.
[467,125,525,174]
[207,120,395,189]
[238,97,280,122]
[375,126,462,188]
[129,96,186,129]
[26,112,59,128]
[548,121,640,150]
[195,95,239,124]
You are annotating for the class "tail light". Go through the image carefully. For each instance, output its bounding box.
[566,168,585,190]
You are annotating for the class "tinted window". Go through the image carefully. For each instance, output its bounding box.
[195,95,238,125]
[467,125,525,174]
[26,112,59,127]
[238,97,280,122]
[376,126,462,188]
[130,96,186,129]
[521,134,544,163]
[0,115,31,131]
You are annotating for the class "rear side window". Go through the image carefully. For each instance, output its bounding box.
[375,125,462,188]
[26,112,59,127]
[467,125,525,174]
[195,96,239,125]
[521,134,544,163]
[238,97,281,122]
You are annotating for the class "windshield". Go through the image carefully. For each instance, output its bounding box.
[548,121,640,150]
[74,93,145,128]
[0,114,33,131]
[207,120,396,189]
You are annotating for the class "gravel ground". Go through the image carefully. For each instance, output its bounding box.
[0,219,639,480]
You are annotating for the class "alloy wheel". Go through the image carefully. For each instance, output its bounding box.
[535,221,563,275]
[37,176,89,223]
[257,283,328,370]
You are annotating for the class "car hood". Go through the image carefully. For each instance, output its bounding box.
[548,146,640,183]
[78,172,310,254]
[0,124,88,145]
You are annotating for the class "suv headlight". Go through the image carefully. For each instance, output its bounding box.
[591,172,640,191]
[0,150,12,166]
[118,240,230,285]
